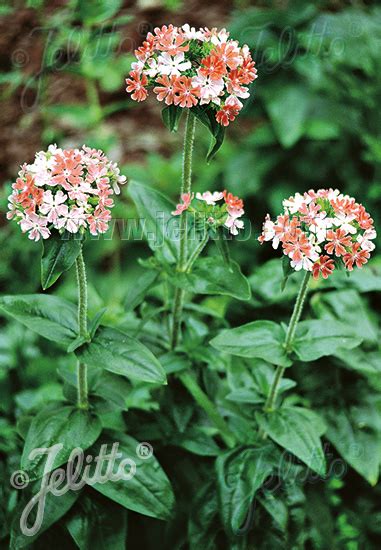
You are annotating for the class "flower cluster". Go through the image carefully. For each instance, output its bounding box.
[7,145,127,241]
[172,190,244,235]
[126,24,257,126]
[259,189,376,279]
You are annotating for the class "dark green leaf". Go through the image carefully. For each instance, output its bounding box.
[76,326,166,385]
[168,257,251,301]
[41,231,82,290]
[10,483,79,549]
[128,180,179,263]
[125,270,159,311]
[66,495,127,550]
[210,321,291,367]
[0,294,78,345]
[90,432,175,520]
[216,445,274,534]
[325,409,380,486]
[188,482,219,550]
[292,320,363,362]
[192,106,226,161]
[256,406,326,475]
[161,105,183,132]
[21,405,102,480]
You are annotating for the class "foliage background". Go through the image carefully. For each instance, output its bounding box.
[0,0,381,548]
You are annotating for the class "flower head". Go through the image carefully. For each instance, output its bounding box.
[8,145,127,241]
[126,25,257,127]
[259,189,376,279]
[172,189,244,236]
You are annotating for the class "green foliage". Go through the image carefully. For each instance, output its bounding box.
[76,326,167,385]
[1,1,381,548]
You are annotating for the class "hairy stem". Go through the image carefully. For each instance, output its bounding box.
[170,109,196,350]
[264,270,311,413]
[76,249,89,410]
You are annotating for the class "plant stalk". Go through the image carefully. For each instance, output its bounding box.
[179,371,236,448]
[76,249,89,410]
[170,109,196,350]
[264,270,311,413]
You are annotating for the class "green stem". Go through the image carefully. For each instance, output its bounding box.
[179,371,236,448]
[170,109,196,350]
[76,249,89,410]
[264,270,311,413]
[184,231,209,272]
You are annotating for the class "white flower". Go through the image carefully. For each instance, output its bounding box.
[39,190,68,222]
[20,213,50,241]
[357,228,377,251]
[333,213,357,234]
[196,191,224,205]
[225,215,244,235]
[181,24,205,41]
[309,215,333,244]
[157,52,191,76]
[192,72,224,104]
[55,207,86,233]
[283,192,312,214]
[210,28,230,45]
[144,58,159,78]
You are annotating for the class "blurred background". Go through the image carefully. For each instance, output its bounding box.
[1,0,381,547]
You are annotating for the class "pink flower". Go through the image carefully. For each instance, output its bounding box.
[324,228,352,257]
[343,243,370,271]
[153,75,178,105]
[260,188,375,276]
[125,71,148,102]
[225,215,244,235]
[172,193,194,215]
[312,255,335,280]
[87,208,111,235]
[39,190,68,222]
[173,77,200,108]
[20,213,50,241]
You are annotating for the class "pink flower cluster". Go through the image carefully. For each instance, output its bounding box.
[172,190,245,235]
[259,189,376,279]
[126,24,257,126]
[7,145,127,241]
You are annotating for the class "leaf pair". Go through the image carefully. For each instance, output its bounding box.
[0,294,166,385]
[161,105,225,162]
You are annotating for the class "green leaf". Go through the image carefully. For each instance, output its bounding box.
[0,294,78,345]
[41,231,82,290]
[76,326,166,385]
[292,320,363,362]
[263,84,313,147]
[256,406,327,475]
[216,445,274,534]
[325,409,380,486]
[176,426,221,456]
[66,496,127,550]
[311,289,378,344]
[334,348,381,376]
[125,270,159,311]
[192,105,226,161]
[168,257,251,301]
[162,105,183,132]
[210,321,291,367]
[10,483,79,549]
[90,432,175,520]
[78,0,122,26]
[188,482,219,550]
[21,405,102,480]
[128,180,179,263]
